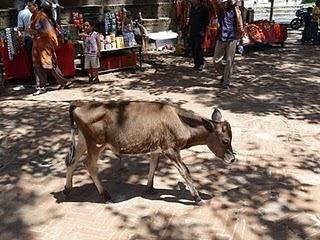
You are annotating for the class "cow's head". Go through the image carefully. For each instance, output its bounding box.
[202,109,235,164]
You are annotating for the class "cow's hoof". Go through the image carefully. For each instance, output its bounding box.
[62,187,71,196]
[101,190,112,203]
[146,187,157,195]
[195,197,205,206]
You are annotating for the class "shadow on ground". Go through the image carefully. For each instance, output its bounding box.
[0,40,319,239]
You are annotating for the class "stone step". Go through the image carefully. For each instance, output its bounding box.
[251,4,302,23]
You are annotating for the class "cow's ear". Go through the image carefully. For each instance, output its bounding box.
[202,118,215,132]
[212,108,222,123]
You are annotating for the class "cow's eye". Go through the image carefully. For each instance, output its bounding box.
[222,139,229,145]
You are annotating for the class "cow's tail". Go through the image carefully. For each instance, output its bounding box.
[65,102,78,166]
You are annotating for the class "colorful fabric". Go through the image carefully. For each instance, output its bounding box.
[30,11,58,69]
[243,22,287,46]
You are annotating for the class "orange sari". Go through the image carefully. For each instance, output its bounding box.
[30,11,58,69]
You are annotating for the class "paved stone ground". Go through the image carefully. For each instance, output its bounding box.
[0,31,319,240]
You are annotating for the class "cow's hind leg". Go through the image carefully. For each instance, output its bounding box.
[64,130,86,196]
[164,148,204,205]
[147,153,160,193]
[85,143,112,202]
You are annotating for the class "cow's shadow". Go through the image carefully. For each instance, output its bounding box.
[51,181,212,206]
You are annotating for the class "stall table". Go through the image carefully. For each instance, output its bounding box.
[79,45,142,74]
[0,42,75,85]
[0,46,31,83]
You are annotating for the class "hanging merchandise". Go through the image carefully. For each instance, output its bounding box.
[115,10,123,34]
[111,12,117,33]
[0,29,6,48]
[105,12,117,35]
[72,12,84,29]
[6,28,16,61]
[104,12,110,35]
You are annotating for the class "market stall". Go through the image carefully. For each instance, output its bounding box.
[0,27,75,82]
[72,10,141,73]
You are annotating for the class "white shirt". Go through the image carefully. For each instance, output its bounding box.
[17,7,32,38]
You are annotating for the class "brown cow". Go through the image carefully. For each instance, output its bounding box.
[64,100,235,205]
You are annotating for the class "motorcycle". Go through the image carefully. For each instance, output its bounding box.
[290,8,307,30]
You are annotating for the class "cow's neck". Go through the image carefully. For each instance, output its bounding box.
[185,125,209,148]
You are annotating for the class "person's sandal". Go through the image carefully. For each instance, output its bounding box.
[93,77,100,84]
[89,76,94,84]
[33,88,46,96]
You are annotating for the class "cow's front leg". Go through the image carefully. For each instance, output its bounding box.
[147,153,160,193]
[164,148,204,206]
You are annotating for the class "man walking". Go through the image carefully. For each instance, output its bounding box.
[211,0,244,89]
[189,0,209,71]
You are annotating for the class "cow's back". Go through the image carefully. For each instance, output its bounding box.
[73,101,192,154]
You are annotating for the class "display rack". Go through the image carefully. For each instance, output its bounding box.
[78,44,142,73]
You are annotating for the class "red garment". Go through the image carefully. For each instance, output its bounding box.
[56,43,75,77]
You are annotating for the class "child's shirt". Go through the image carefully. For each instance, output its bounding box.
[84,31,99,56]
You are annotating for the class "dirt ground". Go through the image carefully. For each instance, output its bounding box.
[0,30,319,240]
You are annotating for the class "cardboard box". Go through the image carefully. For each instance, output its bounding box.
[116,36,124,49]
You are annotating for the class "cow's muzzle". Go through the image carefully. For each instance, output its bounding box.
[223,150,236,164]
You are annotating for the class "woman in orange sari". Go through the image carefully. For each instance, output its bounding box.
[27,0,68,95]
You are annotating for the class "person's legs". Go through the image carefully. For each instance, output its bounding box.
[92,68,99,83]
[304,23,312,42]
[91,56,100,83]
[50,66,67,87]
[33,66,47,95]
[24,36,35,83]
[222,40,237,88]
[302,26,307,43]
[88,68,94,83]
[190,35,198,68]
[84,56,93,82]
[193,34,204,69]
[213,40,227,76]
[311,22,319,42]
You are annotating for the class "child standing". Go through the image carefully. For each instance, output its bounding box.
[81,20,100,83]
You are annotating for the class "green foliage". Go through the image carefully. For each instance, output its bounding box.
[303,0,315,4]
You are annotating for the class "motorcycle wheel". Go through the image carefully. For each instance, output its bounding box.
[290,18,303,30]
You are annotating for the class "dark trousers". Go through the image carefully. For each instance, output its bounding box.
[302,23,312,43]
[34,65,67,89]
[311,22,319,42]
[24,36,35,82]
[190,34,204,67]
